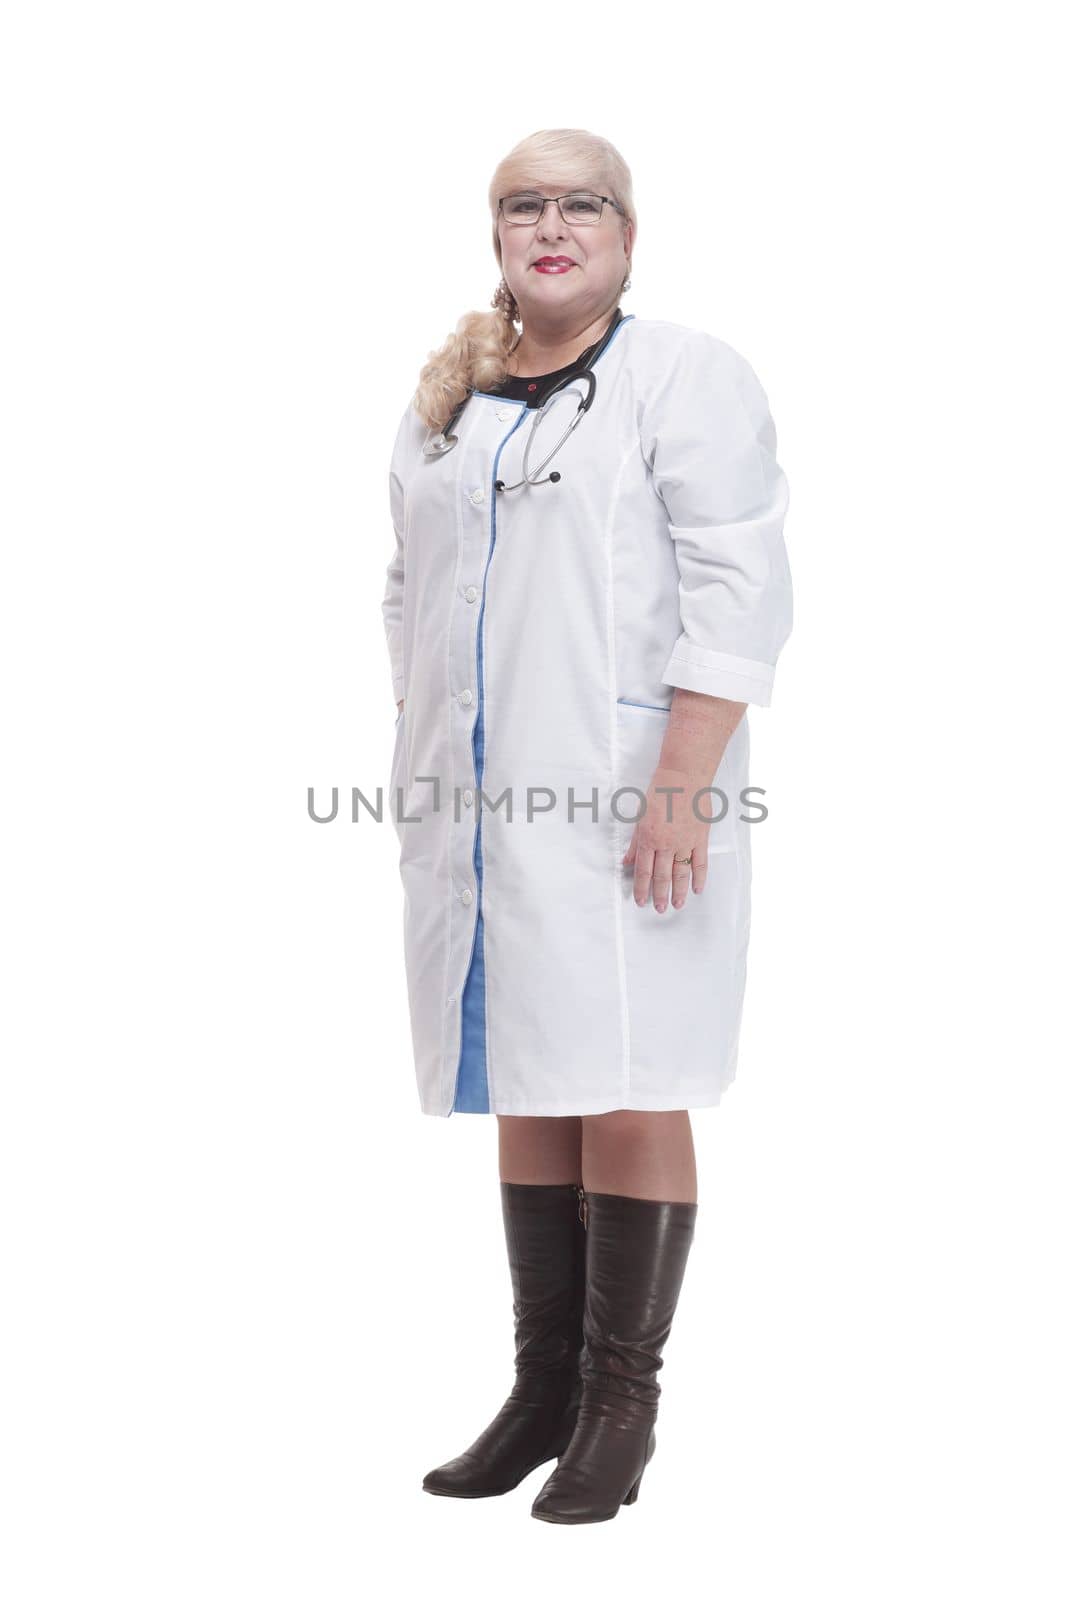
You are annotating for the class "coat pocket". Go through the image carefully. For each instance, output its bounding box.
[614,697,736,854]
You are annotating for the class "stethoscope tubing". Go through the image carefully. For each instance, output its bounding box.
[496,368,595,491]
[422,311,619,487]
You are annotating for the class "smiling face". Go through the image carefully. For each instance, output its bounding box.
[496,180,633,330]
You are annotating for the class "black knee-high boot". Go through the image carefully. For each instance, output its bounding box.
[422,1180,587,1498]
[530,1189,698,1523]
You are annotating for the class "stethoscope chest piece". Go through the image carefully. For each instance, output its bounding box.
[425,429,458,457]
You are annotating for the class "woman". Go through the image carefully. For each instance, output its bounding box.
[381,128,792,1523]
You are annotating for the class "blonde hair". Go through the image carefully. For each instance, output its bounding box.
[413,129,636,431]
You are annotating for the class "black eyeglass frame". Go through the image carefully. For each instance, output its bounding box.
[497,191,628,226]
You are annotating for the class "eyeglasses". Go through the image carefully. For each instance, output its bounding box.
[498,191,626,226]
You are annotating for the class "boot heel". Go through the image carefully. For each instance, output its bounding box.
[623,1427,655,1505]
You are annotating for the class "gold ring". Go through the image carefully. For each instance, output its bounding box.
[675,855,692,866]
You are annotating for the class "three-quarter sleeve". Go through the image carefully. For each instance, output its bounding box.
[638,331,793,707]
[381,406,411,702]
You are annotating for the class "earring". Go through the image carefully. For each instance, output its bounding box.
[492,278,519,322]
[622,267,632,292]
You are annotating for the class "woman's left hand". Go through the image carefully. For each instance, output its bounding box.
[621,762,710,912]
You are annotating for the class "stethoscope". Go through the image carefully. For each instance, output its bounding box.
[422,308,623,491]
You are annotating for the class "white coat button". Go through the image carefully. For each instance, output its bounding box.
[496,408,510,422]
[463,789,474,806]
[464,585,478,602]
[470,488,485,505]
[460,888,474,906]
[459,689,473,706]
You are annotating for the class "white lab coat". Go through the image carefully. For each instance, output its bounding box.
[381,315,792,1117]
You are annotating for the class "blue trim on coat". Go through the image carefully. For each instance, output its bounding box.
[617,695,671,713]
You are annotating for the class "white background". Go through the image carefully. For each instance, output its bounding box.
[2,2,1063,1595]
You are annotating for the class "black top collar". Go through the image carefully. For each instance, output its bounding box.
[490,308,622,408]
